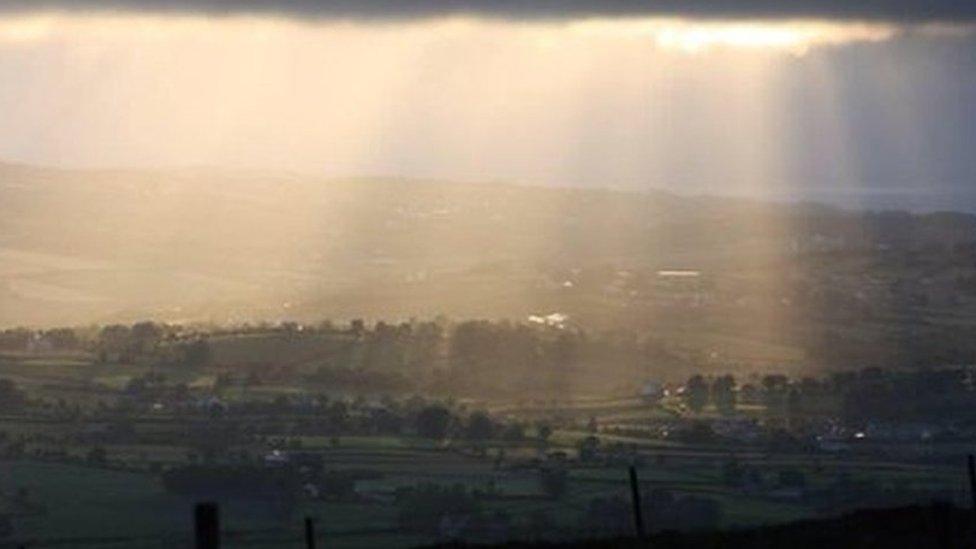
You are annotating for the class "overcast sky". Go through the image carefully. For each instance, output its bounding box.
[2,1,976,23]
[0,3,974,210]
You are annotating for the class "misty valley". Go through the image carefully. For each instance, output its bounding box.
[2,166,976,546]
[2,3,976,545]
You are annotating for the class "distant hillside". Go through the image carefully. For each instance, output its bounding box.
[2,162,976,369]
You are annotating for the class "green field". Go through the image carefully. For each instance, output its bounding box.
[0,351,968,548]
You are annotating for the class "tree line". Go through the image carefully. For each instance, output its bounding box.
[681,366,976,425]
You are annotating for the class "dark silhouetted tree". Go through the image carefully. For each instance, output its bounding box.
[465,411,496,441]
[712,375,736,415]
[416,405,452,440]
[685,375,709,413]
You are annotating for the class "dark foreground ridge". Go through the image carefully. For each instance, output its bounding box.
[425,504,974,549]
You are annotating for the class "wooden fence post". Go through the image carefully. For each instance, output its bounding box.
[194,501,220,549]
[305,516,317,549]
[629,465,646,540]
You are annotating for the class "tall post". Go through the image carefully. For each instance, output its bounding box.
[968,455,976,512]
[305,516,317,549]
[194,501,220,549]
[628,465,646,540]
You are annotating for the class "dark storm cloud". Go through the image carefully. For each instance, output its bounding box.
[1,0,975,23]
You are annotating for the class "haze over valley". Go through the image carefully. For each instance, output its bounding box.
[3,162,976,374]
[3,4,976,547]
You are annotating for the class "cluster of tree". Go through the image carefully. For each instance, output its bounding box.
[443,320,690,395]
[831,367,976,423]
[232,400,511,442]
[301,318,698,396]
[356,320,443,372]
[683,374,736,414]
[0,327,82,352]
[101,325,210,368]
[0,322,211,367]
[104,394,522,448]
[413,405,525,443]
[7,317,702,394]
[94,322,169,363]
[682,366,976,425]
